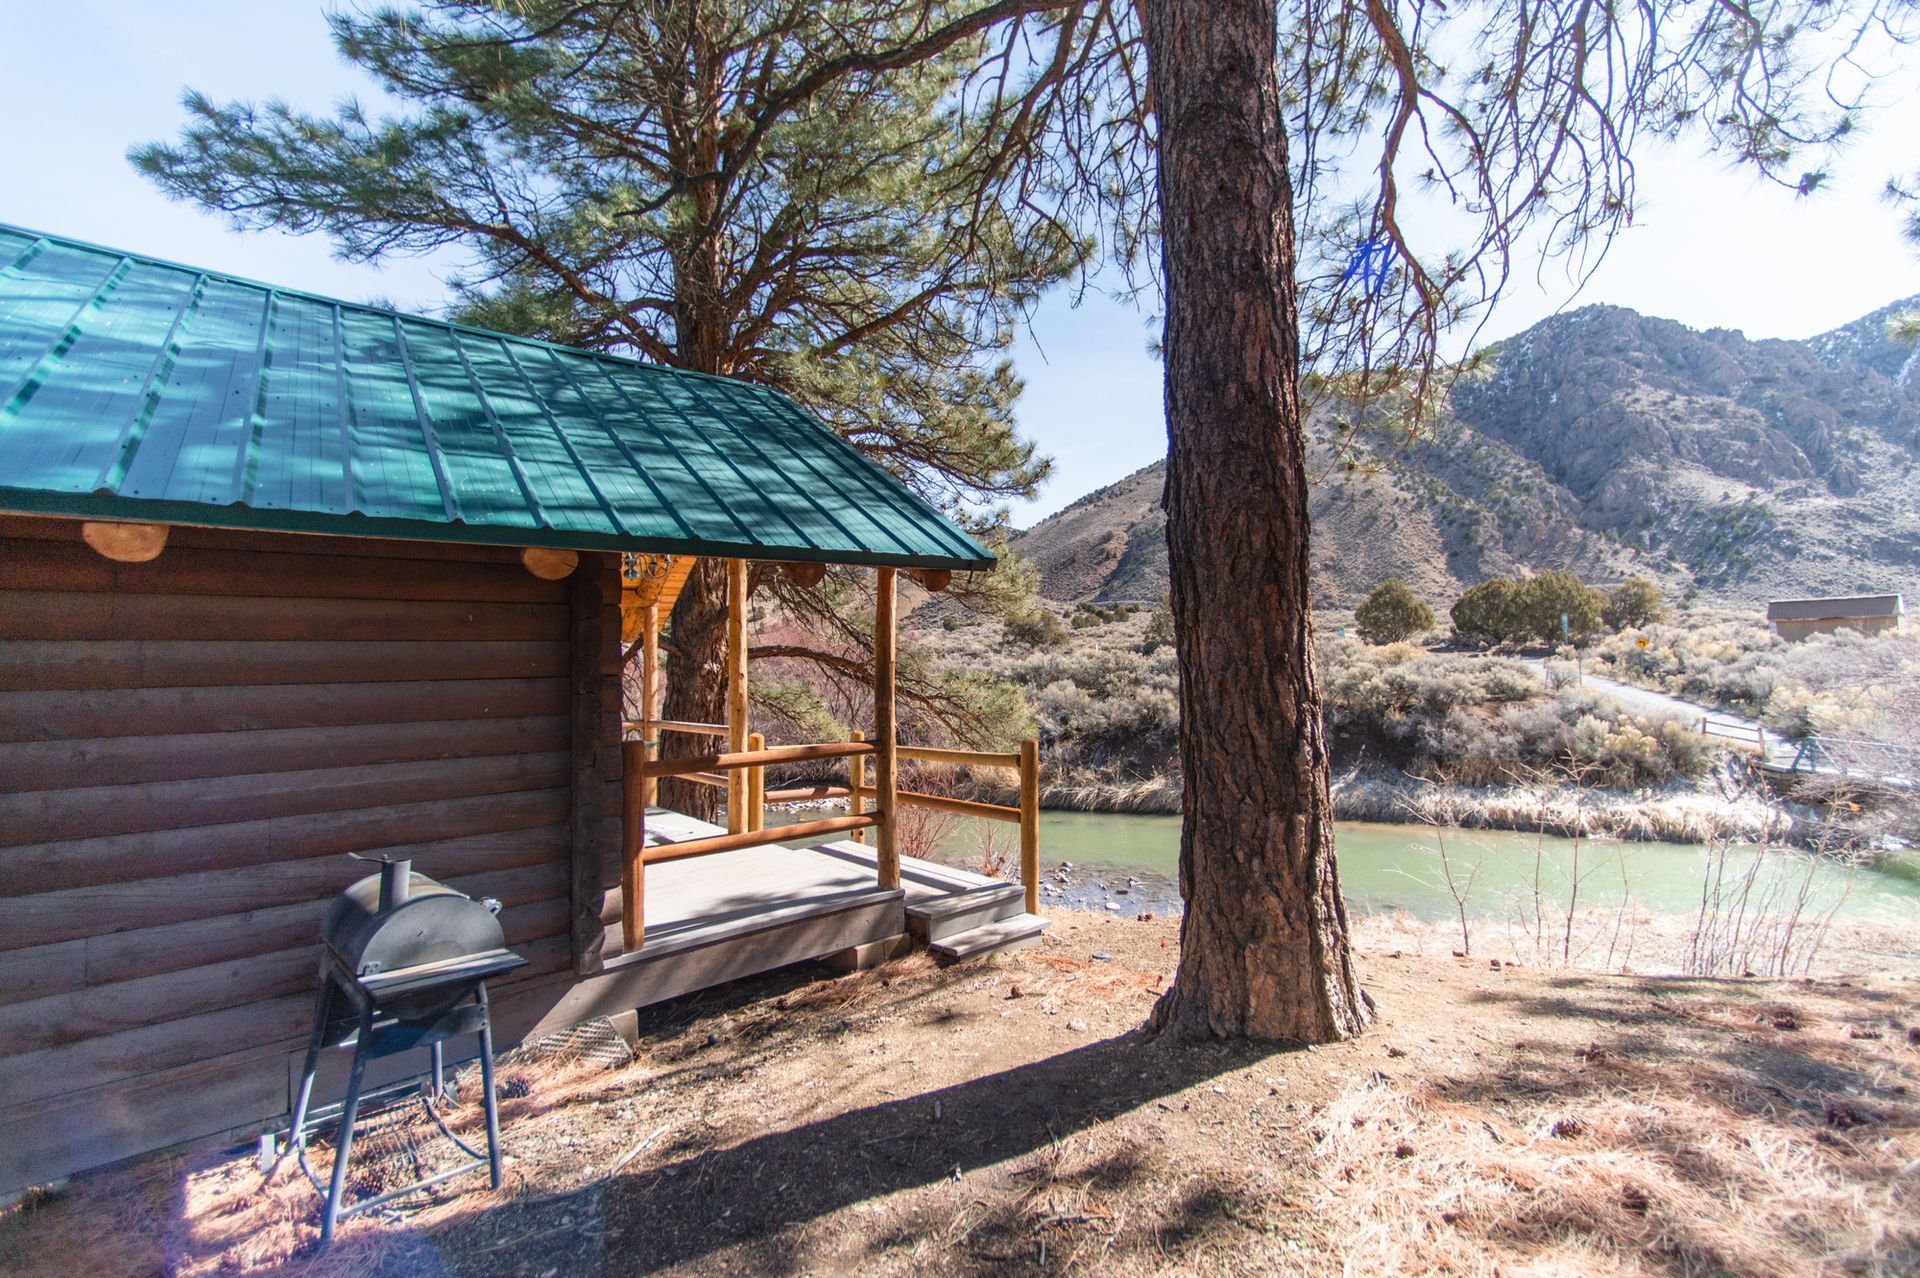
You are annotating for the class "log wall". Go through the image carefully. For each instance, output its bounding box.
[0,516,623,1192]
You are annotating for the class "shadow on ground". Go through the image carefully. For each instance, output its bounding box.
[453,1028,1280,1275]
[200,955,1293,1277]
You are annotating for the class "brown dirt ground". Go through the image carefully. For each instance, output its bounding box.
[4,909,1918,1277]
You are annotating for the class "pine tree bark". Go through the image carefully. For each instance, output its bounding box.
[659,558,729,823]
[1143,0,1371,1042]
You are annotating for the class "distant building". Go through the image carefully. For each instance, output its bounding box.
[1765,594,1905,641]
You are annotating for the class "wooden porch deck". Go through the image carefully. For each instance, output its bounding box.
[590,807,1034,990]
[284,811,1027,1128]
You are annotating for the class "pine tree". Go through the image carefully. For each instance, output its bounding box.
[1106,0,1911,1042]
[132,0,1084,814]
[1355,580,1435,646]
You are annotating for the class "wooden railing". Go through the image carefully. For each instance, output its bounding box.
[629,718,730,738]
[895,741,1041,916]
[618,733,881,951]
[617,725,1042,951]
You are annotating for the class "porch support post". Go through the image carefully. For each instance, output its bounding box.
[1019,738,1041,915]
[621,740,647,953]
[726,558,750,834]
[873,566,899,888]
[640,603,660,809]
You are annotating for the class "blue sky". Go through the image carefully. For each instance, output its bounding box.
[5,1,1918,522]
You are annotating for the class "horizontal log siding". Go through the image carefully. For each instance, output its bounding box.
[0,518,625,1192]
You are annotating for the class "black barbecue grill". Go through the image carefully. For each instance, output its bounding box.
[282,855,527,1245]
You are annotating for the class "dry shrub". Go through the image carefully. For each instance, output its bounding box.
[1593,614,1920,742]
[975,823,1011,878]
[919,613,1179,805]
[896,763,963,861]
[1312,1032,1920,1276]
[1351,905,1920,979]
[1321,637,1711,789]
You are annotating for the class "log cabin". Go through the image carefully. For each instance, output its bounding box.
[0,224,1046,1195]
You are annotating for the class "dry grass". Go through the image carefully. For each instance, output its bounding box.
[6,913,1917,1277]
[0,1049,645,1277]
[1312,999,1920,1276]
[1351,907,1920,981]
[1331,767,1787,846]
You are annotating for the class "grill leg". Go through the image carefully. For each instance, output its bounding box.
[320,1008,373,1248]
[476,983,504,1189]
[287,980,335,1155]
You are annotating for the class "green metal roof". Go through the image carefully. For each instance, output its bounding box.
[0,223,994,570]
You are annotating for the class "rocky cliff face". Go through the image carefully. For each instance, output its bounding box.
[1017,298,1920,608]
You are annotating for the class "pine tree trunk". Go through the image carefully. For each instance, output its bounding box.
[660,557,729,823]
[651,9,731,827]
[1143,0,1370,1042]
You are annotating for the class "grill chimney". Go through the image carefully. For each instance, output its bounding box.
[378,857,411,912]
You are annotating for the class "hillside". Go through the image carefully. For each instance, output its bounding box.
[1017,298,1920,608]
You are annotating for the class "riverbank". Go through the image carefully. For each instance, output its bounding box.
[1034,863,1920,980]
[1020,828,1918,980]
[916,612,1845,847]
[1328,767,1791,844]
[896,602,1920,863]
[957,763,1801,846]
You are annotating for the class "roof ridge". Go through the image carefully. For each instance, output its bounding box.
[0,219,749,389]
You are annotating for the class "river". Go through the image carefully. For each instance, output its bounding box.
[900,809,1920,927]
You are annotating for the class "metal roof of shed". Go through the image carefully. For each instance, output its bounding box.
[1765,595,1904,621]
[0,224,993,570]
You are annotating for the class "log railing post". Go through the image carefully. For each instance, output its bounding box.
[873,567,899,888]
[640,603,660,808]
[747,731,766,833]
[726,558,749,834]
[621,740,647,952]
[849,728,868,845]
[1019,737,1040,915]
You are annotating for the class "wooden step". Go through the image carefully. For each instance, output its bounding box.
[905,883,1024,943]
[928,912,1049,962]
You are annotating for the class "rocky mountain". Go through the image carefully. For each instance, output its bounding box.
[1017,298,1920,609]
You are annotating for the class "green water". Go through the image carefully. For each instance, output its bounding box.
[955,810,1920,927]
